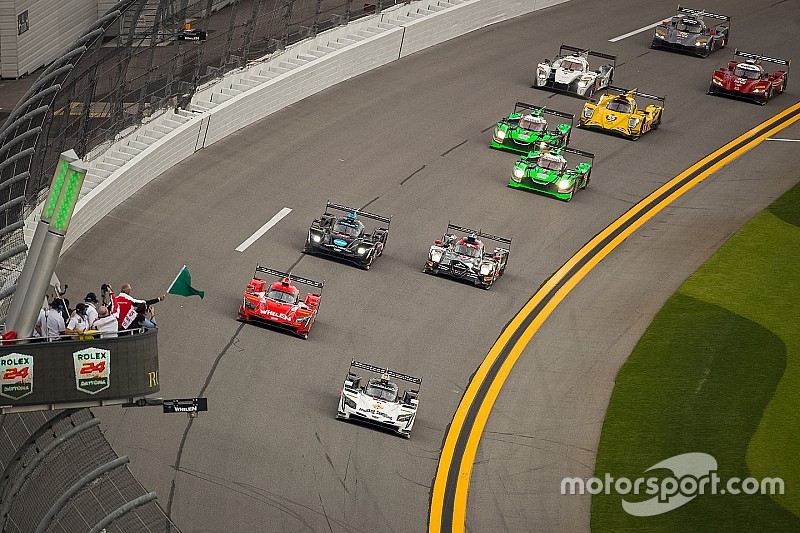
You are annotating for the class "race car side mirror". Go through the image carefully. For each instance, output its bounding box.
[709,29,714,35]
[494,255,501,261]
[410,398,418,406]
[344,380,353,388]
[435,239,442,245]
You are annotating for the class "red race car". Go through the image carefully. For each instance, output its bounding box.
[238,265,323,339]
[708,49,791,105]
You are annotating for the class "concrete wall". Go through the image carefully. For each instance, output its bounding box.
[58,0,570,252]
[1,0,96,78]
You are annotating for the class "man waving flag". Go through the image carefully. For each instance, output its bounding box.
[168,265,205,299]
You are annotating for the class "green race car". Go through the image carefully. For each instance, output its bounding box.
[491,102,574,154]
[510,147,594,201]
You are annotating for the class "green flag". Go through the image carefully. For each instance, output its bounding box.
[168,265,204,299]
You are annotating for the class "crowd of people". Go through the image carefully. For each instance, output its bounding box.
[33,283,166,341]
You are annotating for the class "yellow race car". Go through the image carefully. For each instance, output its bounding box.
[579,87,665,140]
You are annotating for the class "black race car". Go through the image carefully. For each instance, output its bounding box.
[651,6,730,58]
[304,201,391,269]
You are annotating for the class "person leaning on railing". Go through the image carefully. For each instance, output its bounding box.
[91,305,119,338]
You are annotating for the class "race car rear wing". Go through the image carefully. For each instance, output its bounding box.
[734,49,791,69]
[254,265,325,290]
[446,223,512,246]
[562,147,595,162]
[325,200,392,225]
[350,360,422,386]
[676,5,730,23]
[560,44,617,65]
[512,102,575,124]
[606,86,666,106]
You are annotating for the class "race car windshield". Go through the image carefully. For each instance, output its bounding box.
[333,222,361,238]
[538,156,566,171]
[519,117,546,132]
[267,289,297,304]
[454,244,482,258]
[560,60,583,71]
[676,20,703,33]
[607,99,632,113]
[366,383,398,401]
[733,66,762,79]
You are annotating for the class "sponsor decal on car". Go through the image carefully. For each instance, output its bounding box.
[0,353,34,400]
[266,309,291,321]
[333,239,348,247]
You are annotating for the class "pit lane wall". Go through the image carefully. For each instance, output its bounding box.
[47,0,568,252]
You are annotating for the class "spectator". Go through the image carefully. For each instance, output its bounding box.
[83,292,99,325]
[36,298,66,340]
[132,303,157,329]
[101,283,113,308]
[115,283,165,330]
[31,307,45,339]
[65,303,90,336]
[92,306,118,338]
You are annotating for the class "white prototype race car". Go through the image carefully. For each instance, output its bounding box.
[534,44,616,98]
[337,360,421,438]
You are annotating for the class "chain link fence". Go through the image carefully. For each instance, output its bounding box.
[0,0,408,319]
[0,408,181,532]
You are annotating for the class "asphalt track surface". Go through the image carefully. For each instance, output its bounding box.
[56,0,800,531]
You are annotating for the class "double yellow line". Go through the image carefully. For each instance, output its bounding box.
[429,102,800,533]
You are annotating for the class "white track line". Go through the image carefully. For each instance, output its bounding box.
[766,138,800,142]
[235,207,292,252]
[609,20,668,42]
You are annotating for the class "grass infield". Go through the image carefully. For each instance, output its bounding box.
[592,182,800,531]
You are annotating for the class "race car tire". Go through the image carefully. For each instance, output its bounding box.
[652,113,661,130]
[565,188,574,202]
[780,76,788,94]
[581,169,591,190]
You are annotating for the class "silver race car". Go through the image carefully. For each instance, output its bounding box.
[424,223,510,289]
[651,5,730,58]
[337,361,421,439]
[534,44,616,98]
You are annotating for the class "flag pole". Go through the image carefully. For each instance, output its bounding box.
[167,265,187,293]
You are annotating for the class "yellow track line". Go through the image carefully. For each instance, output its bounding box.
[430,101,800,533]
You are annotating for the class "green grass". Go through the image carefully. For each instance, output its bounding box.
[592,182,800,531]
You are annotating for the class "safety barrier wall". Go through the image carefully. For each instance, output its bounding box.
[398,0,567,57]
[60,0,569,252]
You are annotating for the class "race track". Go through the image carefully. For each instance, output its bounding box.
[56,0,800,531]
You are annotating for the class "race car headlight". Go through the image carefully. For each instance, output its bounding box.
[696,40,708,46]
[397,413,413,422]
[583,107,594,118]
[480,263,492,275]
[312,234,322,243]
[495,129,506,140]
[430,249,443,263]
[342,396,356,409]
[537,66,547,77]
[557,179,572,191]
[712,77,723,86]
[578,76,593,85]
[539,141,548,150]
[357,246,367,255]
[628,117,639,128]
[654,30,666,38]
[244,299,256,310]
[295,315,311,324]
[512,166,525,182]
